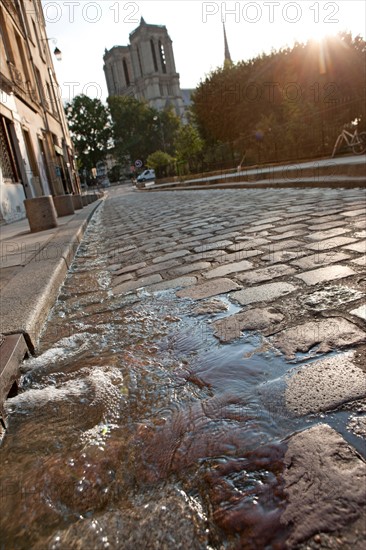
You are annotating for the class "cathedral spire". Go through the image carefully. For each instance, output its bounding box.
[223,22,232,68]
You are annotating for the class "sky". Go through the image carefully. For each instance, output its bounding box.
[41,0,366,104]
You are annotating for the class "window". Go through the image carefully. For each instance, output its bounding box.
[110,64,117,92]
[22,129,39,177]
[0,116,21,182]
[150,39,158,72]
[20,2,32,40]
[137,46,143,76]
[0,8,15,62]
[46,82,57,114]
[159,41,167,74]
[15,32,31,83]
[34,66,45,105]
[32,19,45,60]
[123,58,130,87]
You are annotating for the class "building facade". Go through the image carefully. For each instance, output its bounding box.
[0,0,79,223]
[103,18,187,118]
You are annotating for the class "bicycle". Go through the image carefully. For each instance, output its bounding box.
[332,122,366,157]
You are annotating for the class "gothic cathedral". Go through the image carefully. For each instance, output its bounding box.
[103,18,186,119]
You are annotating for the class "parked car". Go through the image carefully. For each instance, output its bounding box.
[136,169,156,183]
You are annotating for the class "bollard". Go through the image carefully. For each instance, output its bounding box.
[53,194,75,217]
[72,194,83,210]
[24,196,58,232]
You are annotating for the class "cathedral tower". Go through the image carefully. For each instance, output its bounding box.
[103,18,185,118]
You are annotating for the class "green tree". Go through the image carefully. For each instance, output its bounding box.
[175,124,204,173]
[65,95,112,175]
[191,33,366,163]
[108,96,181,164]
[146,150,175,178]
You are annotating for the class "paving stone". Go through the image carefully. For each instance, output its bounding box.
[271,317,366,359]
[152,249,190,264]
[306,236,357,251]
[170,262,211,276]
[309,209,343,218]
[301,285,363,311]
[114,261,147,276]
[227,238,269,251]
[192,299,229,315]
[137,259,180,277]
[281,424,366,547]
[246,223,275,233]
[351,255,366,266]
[203,259,253,279]
[295,265,356,285]
[194,240,233,253]
[237,264,296,284]
[180,233,213,243]
[264,239,305,252]
[308,220,345,231]
[185,250,229,264]
[113,274,162,295]
[306,227,349,241]
[285,351,366,415]
[342,208,366,217]
[350,304,366,321]
[148,276,197,292]
[343,240,366,253]
[307,214,344,224]
[252,216,283,225]
[270,230,307,240]
[291,250,350,270]
[272,223,308,234]
[213,307,284,342]
[222,250,264,263]
[260,249,307,264]
[205,232,241,243]
[112,272,134,286]
[176,278,240,300]
[231,282,297,305]
[352,219,366,229]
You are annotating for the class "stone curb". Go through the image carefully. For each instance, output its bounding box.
[145,177,366,192]
[0,200,102,353]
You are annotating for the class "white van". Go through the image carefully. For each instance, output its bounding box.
[136,169,156,183]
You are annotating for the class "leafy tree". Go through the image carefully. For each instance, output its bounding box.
[192,33,366,164]
[65,95,112,175]
[108,96,181,164]
[175,124,204,172]
[146,150,175,178]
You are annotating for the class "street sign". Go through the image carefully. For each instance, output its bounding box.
[135,159,143,168]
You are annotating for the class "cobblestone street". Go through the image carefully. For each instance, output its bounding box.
[1,184,365,549]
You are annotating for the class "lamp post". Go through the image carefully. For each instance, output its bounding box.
[153,114,166,152]
[41,38,62,61]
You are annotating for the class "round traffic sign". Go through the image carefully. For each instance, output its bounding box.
[135,159,143,168]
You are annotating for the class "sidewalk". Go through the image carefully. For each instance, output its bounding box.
[0,198,102,350]
[148,154,366,191]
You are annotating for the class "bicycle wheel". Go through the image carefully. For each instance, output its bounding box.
[352,132,366,154]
